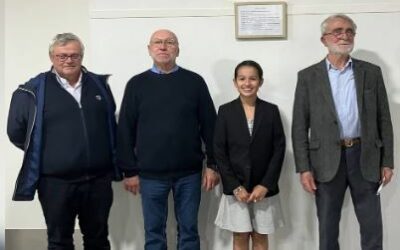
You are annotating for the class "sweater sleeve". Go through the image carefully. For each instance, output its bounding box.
[197,78,217,169]
[116,79,139,177]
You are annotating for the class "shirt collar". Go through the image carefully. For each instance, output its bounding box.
[151,64,179,74]
[52,68,83,89]
[326,57,353,71]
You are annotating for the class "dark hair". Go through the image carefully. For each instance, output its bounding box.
[234,60,263,80]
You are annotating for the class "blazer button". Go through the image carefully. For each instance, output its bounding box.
[333,120,338,125]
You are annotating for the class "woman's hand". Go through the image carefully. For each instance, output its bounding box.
[247,185,268,203]
[233,186,250,202]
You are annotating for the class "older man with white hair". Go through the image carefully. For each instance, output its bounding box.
[292,14,393,250]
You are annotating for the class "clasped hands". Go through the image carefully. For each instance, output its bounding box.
[233,185,268,203]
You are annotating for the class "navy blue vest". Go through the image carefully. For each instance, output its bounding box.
[41,73,113,180]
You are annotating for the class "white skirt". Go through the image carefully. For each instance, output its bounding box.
[215,194,284,234]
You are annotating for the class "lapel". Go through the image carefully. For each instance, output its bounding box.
[233,97,263,143]
[251,98,264,142]
[234,98,252,142]
[315,59,338,119]
[352,58,365,118]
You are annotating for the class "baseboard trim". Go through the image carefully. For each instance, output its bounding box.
[5,229,83,250]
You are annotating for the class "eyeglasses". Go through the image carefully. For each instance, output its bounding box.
[324,29,356,38]
[54,54,82,62]
[150,39,178,48]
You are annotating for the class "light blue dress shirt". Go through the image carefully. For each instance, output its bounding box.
[326,58,361,139]
[151,64,179,74]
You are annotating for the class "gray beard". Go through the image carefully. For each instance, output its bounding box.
[330,44,354,55]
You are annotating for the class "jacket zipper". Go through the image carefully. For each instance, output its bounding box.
[13,87,37,199]
[17,87,37,152]
[78,102,91,179]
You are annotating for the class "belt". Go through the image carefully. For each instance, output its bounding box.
[340,137,361,148]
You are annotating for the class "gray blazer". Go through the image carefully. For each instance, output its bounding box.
[292,58,393,183]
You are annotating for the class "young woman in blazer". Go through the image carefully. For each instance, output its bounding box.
[214,60,286,250]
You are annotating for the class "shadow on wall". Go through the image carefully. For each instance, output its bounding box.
[352,49,400,245]
[273,112,318,249]
[198,184,228,249]
[210,59,238,108]
[108,182,144,249]
[352,49,399,203]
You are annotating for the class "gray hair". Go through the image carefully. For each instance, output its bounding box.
[320,14,357,36]
[49,33,85,56]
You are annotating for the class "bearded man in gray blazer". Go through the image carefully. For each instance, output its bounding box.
[292,14,393,250]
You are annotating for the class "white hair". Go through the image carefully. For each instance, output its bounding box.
[320,14,357,35]
[49,33,85,56]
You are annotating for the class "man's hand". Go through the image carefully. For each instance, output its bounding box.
[247,185,268,203]
[381,167,393,186]
[202,167,220,191]
[123,176,140,195]
[300,171,317,194]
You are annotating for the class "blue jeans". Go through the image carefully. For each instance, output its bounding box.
[140,172,202,250]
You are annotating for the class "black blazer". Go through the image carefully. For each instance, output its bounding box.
[214,98,286,197]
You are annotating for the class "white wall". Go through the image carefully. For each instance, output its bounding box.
[4,1,400,250]
[90,0,400,10]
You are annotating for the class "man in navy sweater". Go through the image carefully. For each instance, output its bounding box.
[7,33,120,250]
[117,29,219,250]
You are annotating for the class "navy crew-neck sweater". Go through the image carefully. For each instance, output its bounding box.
[117,67,217,179]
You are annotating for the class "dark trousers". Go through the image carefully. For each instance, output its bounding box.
[38,176,113,250]
[316,144,382,250]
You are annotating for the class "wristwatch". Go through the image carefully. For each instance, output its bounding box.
[233,186,243,195]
